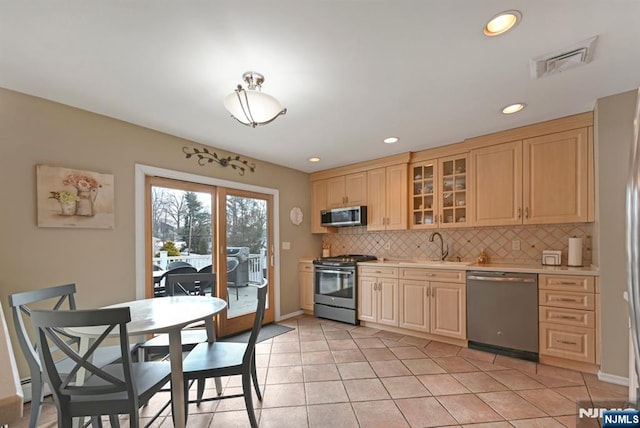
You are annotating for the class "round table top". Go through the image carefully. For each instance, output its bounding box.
[104,295,227,335]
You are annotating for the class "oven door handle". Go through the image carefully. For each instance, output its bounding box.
[315,269,354,275]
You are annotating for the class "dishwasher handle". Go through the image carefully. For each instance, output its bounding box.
[467,275,536,283]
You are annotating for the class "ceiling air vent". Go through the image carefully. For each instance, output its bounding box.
[530,36,598,79]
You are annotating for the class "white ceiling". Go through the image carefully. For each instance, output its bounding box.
[1,1,639,173]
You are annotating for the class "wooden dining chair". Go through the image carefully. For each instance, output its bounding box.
[31,307,172,428]
[181,279,268,428]
[138,272,217,361]
[7,284,129,428]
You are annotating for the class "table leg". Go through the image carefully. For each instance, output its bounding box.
[168,329,186,428]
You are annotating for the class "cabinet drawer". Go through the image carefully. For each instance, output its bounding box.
[539,290,595,311]
[400,268,464,283]
[539,322,595,363]
[359,266,398,278]
[539,274,595,293]
[539,306,595,328]
[299,263,314,273]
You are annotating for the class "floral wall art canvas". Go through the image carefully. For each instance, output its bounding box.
[36,165,115,229]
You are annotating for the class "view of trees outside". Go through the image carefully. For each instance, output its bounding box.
[226,195,267,253]
[152,187,212,255]
[151,187,267,256]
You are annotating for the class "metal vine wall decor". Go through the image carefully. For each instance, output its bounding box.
[183,146,256,176]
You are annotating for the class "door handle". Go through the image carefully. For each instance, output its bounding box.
[517,208,521,219]
[525,207,529,219]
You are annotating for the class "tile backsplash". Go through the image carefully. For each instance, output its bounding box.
[322,223,593,266]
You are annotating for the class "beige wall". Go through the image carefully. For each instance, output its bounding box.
[595,89,638,378]
[0,88,321,378]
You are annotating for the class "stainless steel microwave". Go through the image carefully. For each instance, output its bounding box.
[320,206,367,227]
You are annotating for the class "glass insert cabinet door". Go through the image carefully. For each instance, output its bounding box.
[440,155,468,227]
[410,154,469,228]
[411,161,438,227]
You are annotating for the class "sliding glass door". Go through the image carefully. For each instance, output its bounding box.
[146,177,274,337]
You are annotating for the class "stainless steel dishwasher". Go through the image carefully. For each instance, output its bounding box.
[466,271,538,361]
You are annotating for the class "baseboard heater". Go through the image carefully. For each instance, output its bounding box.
[468,341,539,363]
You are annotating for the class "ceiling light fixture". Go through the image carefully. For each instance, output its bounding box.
[308,157,320,162]
[223,71,287,128]
[484,10,521,36]
[383,137,399,144]
[502,103,526,114]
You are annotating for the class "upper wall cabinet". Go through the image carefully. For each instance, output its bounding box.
[327,172,367,209]
[311,179,330,234]
[470,127,590,226]
[411,153,470,228]
[367,164,408,231]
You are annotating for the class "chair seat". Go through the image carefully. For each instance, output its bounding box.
[183,341,248,374]
[68,361,171,416]
[140,329,209,352]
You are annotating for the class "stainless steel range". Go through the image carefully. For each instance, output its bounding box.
[313,254,377,325]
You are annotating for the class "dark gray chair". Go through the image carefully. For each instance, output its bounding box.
[138,272,217,361]
[166,261,194,270]
[154,265,197,297]
[31,307,171,428]
[7,284,129,428]
[182,279,268,428]
[227,258,241,302]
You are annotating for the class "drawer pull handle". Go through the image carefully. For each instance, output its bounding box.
[559,281,578,285]
[553,315,580,320]
[552,298,580,303]
[557,339,578,345]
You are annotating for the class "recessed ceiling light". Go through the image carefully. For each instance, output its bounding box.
[308,157,320,162]
[484,10,521,36]
[502,103,526,114]
[383,137,399,144]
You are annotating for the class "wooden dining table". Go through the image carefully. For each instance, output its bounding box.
[68,295,227,428]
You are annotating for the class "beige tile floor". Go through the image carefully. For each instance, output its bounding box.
[17,315,628,427]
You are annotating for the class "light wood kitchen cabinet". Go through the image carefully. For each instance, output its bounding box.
[358,266,399,327]
[327,172,367,208]
[398,268,466,340]
[410,153,469,228]
[470,127,590,226]
[311,180,330,234]
[367,164,408,231]
[539,274,597,365]
[299,261,314,312]
[470,140,522,226]
[524,128,589,224]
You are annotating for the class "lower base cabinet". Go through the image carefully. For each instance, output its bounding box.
[359,266,466,341]
[538,274,598,366]
[358,266,399,327]
[299,261,314,312]
[399,275,466,340]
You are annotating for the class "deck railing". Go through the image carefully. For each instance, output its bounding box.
[153,252,265,284]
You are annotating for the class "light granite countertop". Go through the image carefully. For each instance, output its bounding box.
[356,259,599,276]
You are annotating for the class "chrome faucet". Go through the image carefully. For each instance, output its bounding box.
[428,232,449,261]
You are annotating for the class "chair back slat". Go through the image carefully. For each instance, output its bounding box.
[243,279,268,365]
[166,272,216,297]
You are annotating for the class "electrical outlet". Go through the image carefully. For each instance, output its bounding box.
[512,240,521,251]
[384,242,391,250]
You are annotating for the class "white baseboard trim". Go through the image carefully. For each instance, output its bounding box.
[598,370,630,386]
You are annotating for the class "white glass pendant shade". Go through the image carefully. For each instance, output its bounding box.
[224,90,286,127]
[223,72,286,127]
